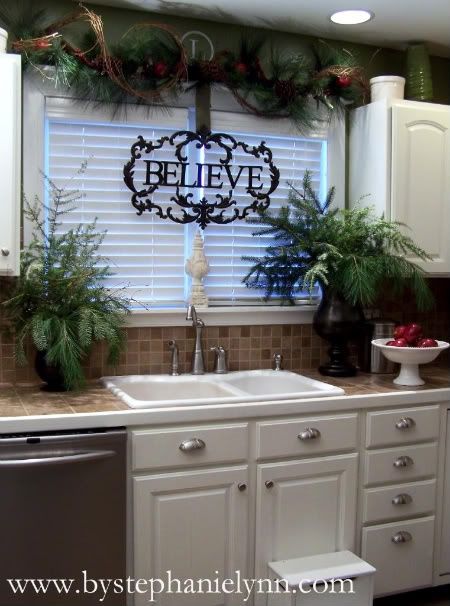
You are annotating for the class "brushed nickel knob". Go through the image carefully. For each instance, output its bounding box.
[179,438,206,452]
[392,493,413,506]
[265,480,274,489]
[395,417,416,430]
[298,427,321,441]
[391,531,412,544]
[393,455,414,468]
[1,248,10,257]
[237,482,247,492]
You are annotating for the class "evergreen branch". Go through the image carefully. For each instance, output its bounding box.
[242,170,434,310]
[2,166,130,390]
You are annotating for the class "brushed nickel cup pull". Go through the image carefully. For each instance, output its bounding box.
[393,455,414,468]
[392,493,413,506]
[395,417,416,430]
[391,531,413,544]
[265,480,274,489]
[237,482,247,492]
[179,438,206,452]
[298,427,321,441]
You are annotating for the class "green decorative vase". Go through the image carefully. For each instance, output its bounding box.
[405,43,433,101]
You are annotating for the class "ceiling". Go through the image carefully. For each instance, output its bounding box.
[84,0,450,57]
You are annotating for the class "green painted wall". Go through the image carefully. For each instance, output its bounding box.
[39,0,450,104]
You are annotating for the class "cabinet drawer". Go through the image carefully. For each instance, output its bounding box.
[362,479,436,524]
[256,414,358,460]
[366,406,440,448]
[364,442,438,486]
[131,423,248,471]
[361,516,434,596]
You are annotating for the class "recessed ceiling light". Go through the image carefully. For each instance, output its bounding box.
[330,9,374,25]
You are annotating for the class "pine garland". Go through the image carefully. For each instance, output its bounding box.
[0,2,369,130]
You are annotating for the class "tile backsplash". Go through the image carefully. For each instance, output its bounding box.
[0,324,330,384]
[0,278,448,385]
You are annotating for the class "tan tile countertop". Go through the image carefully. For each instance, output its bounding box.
[304,366,450,395]
[0,385,129,418]
[0,367,448,418]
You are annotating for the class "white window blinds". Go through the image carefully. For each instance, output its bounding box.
[45,102,326,309]
[203,111,326,304]
[46,103,189,307]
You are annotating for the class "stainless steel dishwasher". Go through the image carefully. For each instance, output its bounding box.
[0,428,127,606]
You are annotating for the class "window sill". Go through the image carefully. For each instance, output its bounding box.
[126,305,317,327]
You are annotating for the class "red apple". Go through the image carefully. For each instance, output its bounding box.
[386,338,409,347]
[417,338,439,348]
[404,323,423,345]
[393,325,408,339]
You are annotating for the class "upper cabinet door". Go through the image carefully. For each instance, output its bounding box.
[0,53,21,276]
[391,103,450,274]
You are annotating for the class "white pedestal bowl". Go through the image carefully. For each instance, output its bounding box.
[372,338,449,386]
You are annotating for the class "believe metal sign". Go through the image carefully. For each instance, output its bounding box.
[123,130,280,229]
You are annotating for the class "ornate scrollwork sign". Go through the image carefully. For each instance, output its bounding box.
[123,130,280,229]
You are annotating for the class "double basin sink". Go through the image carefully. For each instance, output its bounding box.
[103,369,344,409]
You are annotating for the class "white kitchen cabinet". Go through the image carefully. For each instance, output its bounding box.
[131,423,248,471]
[349,99,450,274]
[360,404,440,597]
[363,442,438,486]
[439,411,450,576]
[361,516,435,596]
[256,414,358,459]
[362,479,437,524]
[0,49,21,275]
[130,398,450,604]
[133,465,249,606]
[254,453,358,603]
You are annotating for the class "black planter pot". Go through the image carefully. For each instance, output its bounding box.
[313,288,365,377]
[34,351,67,392]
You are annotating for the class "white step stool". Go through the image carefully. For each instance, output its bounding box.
[267,551,375,606]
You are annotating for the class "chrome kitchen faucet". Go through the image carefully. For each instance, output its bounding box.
[186,304,205,375]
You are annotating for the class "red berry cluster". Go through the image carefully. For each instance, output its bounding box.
[153,61,169,78]
[386,323,438,348]
[336,75,352,88]
[234,62,247,75]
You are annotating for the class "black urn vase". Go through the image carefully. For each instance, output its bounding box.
[35,351,67,391]
[313,287,364,377]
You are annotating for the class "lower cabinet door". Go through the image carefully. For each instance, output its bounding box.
[361,516,434,596]
[255,454,358,605]
[133,466,249,606]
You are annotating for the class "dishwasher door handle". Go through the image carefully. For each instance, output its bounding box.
[0,450,116,467]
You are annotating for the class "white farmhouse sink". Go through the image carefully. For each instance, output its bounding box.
[103,370,344,409]
[221,369,338,397]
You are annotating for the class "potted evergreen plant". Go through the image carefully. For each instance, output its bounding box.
[3,170,129,390]
[243,171,433,376]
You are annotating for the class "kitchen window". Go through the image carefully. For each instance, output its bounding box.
[24,77,345,325]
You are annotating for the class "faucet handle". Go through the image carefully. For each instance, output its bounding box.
[210,346,228,374]
[186,304,195,321]
[168,340,180,376]
[273,352,283,371]
[186,304,204,327]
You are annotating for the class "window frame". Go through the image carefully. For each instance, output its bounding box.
[23,71,346,326]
